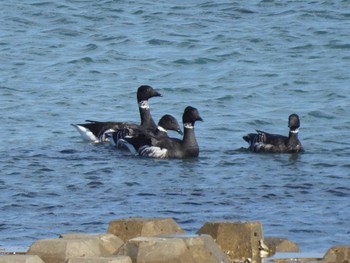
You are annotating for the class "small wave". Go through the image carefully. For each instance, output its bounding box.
[308,111,334,119]
[173,57,217,65]
[86,181,103,188]
[124,182,141,187]
[290,228,324,234]
[326,188,350,197]
[12,192,38,198]
[68,57,94,64]
[325,42,350,50]
[82,43,98,52]
[137,193,157,197]
[147,39,172,45]
[36,167,54,172]
[180,201,202,206]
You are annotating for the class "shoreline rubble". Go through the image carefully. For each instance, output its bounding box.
[0,217,348,263]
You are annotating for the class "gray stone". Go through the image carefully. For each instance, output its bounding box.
[66,256,132,263]
[264,237,300,256]
[0,255,44,263]
[119,234,231,263]
[264,252,323,263]
[60,233,124,255]
[107,217,184,242]
[197,220,264,263]
[27,238,105,263]
[323,246,350,263]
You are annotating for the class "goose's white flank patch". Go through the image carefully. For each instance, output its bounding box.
[139,145,168,158]
[99,128,115,142]
[72,124,98,143]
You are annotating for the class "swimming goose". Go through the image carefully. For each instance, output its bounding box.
[109,114,183,153]
[72,85,161,143]
[243,113,303,153]
[120,106,203,158]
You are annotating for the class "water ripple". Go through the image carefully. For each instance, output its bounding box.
[0,0,349,254]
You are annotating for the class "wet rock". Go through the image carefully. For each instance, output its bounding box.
[59,233,124,255]
[27,237,110,263]
[0,255,44,263]
[323,246,350,263]
[65,256,132,263]
[107,217,184,242]
[264,237,300,256]
[119,234,231,263]
[264,252,323,263]
[197,220,263,263]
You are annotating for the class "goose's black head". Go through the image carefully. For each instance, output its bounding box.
[288,113,300,131]
[158,114,183,135]
[137,85,162,102]
[183,106,203,126]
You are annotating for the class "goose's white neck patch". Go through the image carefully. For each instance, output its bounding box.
[139,100,149,109]
[290,128,299,134]
[157,126,167,133]
[184,123,194,129]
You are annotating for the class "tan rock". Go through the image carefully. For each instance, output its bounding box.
[107,217,184,242]
[66,256,132,263]
[323,246,350,263]
[197,221,263,263]
[264,253,323,263]
[59,233,124,255]
[0,255,44,263]
[264,237,300,256]
[27,238,105,263]
[120,234,231,263]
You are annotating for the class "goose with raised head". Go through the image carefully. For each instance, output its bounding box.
[72,85,161,143]
[243,113,303,153]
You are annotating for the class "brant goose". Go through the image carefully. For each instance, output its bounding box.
[243,113,303,153]
[120,106,203,158]
[109,114,183,153]
[72,85,161,143]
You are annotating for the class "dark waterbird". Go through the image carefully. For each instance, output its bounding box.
[107,114,183,152]
[118,106,203,158]
[71,85,161,143]
[243,113,303,153]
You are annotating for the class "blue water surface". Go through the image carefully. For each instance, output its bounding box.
[1,0,350,253]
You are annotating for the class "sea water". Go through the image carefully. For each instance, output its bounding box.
[1,0,349,253]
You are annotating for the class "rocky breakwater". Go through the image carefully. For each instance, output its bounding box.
[0,217,349,263]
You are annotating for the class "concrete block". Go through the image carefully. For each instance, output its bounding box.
[107,217,184,242]
[0,255,44,263]
[66,256,132,263]
[60,233,124,255]
[197,221,264,263]
[264,237,300,256]
[27,238,105,263]
[120,234,231,263]
[323,246,350,263]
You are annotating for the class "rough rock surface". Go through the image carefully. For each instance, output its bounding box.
[27,237,112,263]
[197,221,263,262]
[264,237,300,256]
[59,233,124,255]
[0,255,44,263]
[107,217,184,242]
[323,246,350,263]
[119,234,231,263]
[65,256,132,263]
